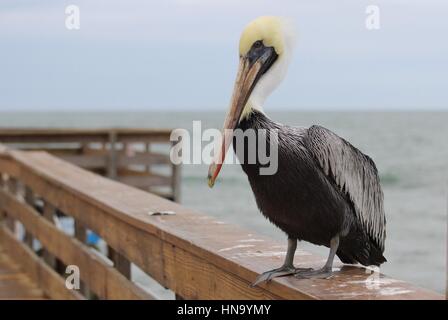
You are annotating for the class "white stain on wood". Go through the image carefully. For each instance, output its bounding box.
[379,287,413,296]
[237,239,265,243]
[218,244,255,252]
[231,251,286,258]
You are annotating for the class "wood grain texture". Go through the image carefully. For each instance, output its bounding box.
[0,149,442,300]
[0,246,46,300]
[0,190,154,300]
[0,226,83,300]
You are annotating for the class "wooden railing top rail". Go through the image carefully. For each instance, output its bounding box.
[0,128,173,143]
[0,128,172,135]
[0,145,443,300]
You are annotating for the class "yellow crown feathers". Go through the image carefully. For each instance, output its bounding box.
[239,16,287,56]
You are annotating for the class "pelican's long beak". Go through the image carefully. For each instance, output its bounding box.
[207,47,276,188]
[207,57,260,188]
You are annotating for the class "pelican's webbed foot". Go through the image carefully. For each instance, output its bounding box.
[251,265,312,287]
[294,266,333,279]
[295,235,340,280]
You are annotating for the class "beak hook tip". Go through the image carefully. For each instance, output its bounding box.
[207,175,215,188]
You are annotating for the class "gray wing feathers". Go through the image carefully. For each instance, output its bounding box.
[305,125,386,251]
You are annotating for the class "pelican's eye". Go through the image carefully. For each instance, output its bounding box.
[253,40,263,49]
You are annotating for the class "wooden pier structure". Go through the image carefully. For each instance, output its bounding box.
[0,129,444,300]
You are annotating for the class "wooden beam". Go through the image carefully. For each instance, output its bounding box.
[0,128,172,144]
[171,146,181,203]
[107,131,118,179]
[42,202,57,269]
[23,187,35,248]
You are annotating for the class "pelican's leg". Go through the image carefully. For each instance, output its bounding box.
[251,238,311,287]
[295,235,339,279]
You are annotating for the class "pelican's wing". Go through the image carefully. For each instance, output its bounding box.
[304,125,386,251]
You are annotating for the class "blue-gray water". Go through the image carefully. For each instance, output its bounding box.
[0,111,446,294]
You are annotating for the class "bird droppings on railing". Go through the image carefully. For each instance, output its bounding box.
[148,210,176,216]
[218,244,255,252]
[237,238,265,243]
[347,278,404,286]
[231,250,287,258]
[379,287,413,296]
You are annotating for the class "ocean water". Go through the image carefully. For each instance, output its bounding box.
[0,111,446,294]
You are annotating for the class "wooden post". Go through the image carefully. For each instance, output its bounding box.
[23,186,34,249]
[42,202,56,268]
[108,247,131,279]
[4,177,17,232]
[0,175,9,228]
[145,142,152,194]
[73,218,91,298]
[74,220,87,243]
[106,131,131,279]
[171,141,181,203]
[107,131,117,180]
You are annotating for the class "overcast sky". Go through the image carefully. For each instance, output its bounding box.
[0,0,447,111]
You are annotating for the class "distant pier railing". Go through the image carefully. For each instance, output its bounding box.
[0,142,443,299]
[0,128,180,202]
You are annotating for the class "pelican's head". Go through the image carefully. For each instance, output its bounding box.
[208,16,295,187]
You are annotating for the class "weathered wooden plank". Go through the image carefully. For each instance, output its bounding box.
[4,150,442,300]
[0,189,154,300]
[0,128,172,136]
[0,157,19,178]
[0,250,46,299]
[0,226,84,300]
[0,128,172,144]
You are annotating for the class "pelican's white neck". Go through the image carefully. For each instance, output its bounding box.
[239,48,292,121]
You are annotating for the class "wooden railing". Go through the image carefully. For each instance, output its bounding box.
[0,128,180,202]
[0,145,443,300]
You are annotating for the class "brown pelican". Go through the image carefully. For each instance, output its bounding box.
[207,16,386,286]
